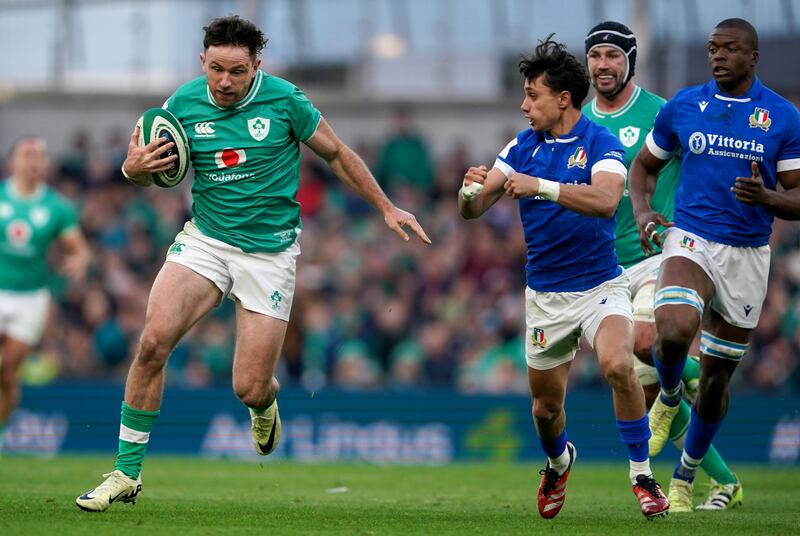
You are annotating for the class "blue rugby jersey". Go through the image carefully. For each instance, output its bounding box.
[494,115,627,292]
[646,77,800,247]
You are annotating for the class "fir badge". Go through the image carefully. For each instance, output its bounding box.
[567,147,587,169]
[748,108,771,132]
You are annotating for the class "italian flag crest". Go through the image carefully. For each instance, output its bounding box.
[567,146,587,169]
[748,107,772,131]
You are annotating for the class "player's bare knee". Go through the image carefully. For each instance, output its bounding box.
[233,380,277,408]
[655,322,695,362]
[532,396,562,423]
[600,359,635,392]
[135,332,172,371]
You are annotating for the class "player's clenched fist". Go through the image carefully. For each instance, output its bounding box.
[504,172,540,199]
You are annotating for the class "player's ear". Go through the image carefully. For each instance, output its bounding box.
[253,57,262,73]
[560,90,571,110]
[199,53,207,72]
[751,49,759,66]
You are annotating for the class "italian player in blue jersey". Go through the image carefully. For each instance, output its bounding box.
[629,18,800,502]
[459,35,669,519]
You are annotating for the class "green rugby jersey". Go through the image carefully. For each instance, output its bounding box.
[0,180,78,291]
[583,85,681,268]
[165,70,321,252]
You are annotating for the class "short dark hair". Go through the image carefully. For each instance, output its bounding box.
[203,15,268,59]
[519,34,590,109]
[715,18,758,50]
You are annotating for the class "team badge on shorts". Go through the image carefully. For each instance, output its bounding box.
[168,242,185,255]
[680,236,696,251]
[531,328,547,348]
[567,147,587,169]
[748,107,772,132]
[270,290,283,311]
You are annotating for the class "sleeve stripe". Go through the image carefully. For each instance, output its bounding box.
[777,158,800,173]
[591,159,627,178]
[645,131,672,161]
[498,138,518,159]
[302,114,322,143]
[493,159,515,178]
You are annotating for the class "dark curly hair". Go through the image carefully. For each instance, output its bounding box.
[203,15,268,59]
[519,34,590,109]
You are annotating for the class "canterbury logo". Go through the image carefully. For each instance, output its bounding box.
[194,122,216,136]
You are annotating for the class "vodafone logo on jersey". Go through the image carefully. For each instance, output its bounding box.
[214,148,247,169]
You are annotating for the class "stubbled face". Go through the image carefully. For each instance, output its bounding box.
[10,138,49,183]
[587,45,627,98]
[201,45,260,107]
[520,75,568,133]
[707,27,757,92]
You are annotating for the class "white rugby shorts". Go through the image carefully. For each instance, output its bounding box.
[525,273,633,370]
[0,288,50,346]
[661,227,770,329]
[625,253,662,323]
[625,254,662,385]
[165,220,300,321]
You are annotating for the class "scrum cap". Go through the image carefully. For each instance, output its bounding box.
[585,21,637,94]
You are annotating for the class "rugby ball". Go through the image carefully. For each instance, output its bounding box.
[136,108,190,188]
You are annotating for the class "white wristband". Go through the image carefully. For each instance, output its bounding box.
[538,178,560,201]
[121,164,134,180]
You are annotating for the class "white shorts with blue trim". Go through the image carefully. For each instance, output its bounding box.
[525,273,633,370]
[660,227,770,329]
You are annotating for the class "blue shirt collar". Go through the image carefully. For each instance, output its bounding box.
[543,115,590,144]
[705,76,763,103]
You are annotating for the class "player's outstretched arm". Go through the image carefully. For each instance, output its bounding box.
[59,229,91,282]
[305,118,431,244]
[121,126,178,187]
[733,162,800,220]
[629,145,673,254]
[458,166,507,219]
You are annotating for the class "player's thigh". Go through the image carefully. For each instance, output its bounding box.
[143,262,223,347]
[654,258,713,339]
[592,314,635,375]
[232,301,288,385]
[0,336,34,379]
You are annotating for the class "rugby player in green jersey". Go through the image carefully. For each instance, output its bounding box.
[77,15,430,512]
[583,21,742,512]
[0,137,89,450]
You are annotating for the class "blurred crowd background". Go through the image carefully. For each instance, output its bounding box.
[2,0,799,394]
[5,109,800,394]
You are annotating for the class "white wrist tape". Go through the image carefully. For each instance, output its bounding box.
[121,164,134,180]
[538,179,560,201]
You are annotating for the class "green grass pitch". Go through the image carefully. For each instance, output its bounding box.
[1,456,798,535]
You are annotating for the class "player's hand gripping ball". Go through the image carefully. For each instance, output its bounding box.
[136,108,190,188]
